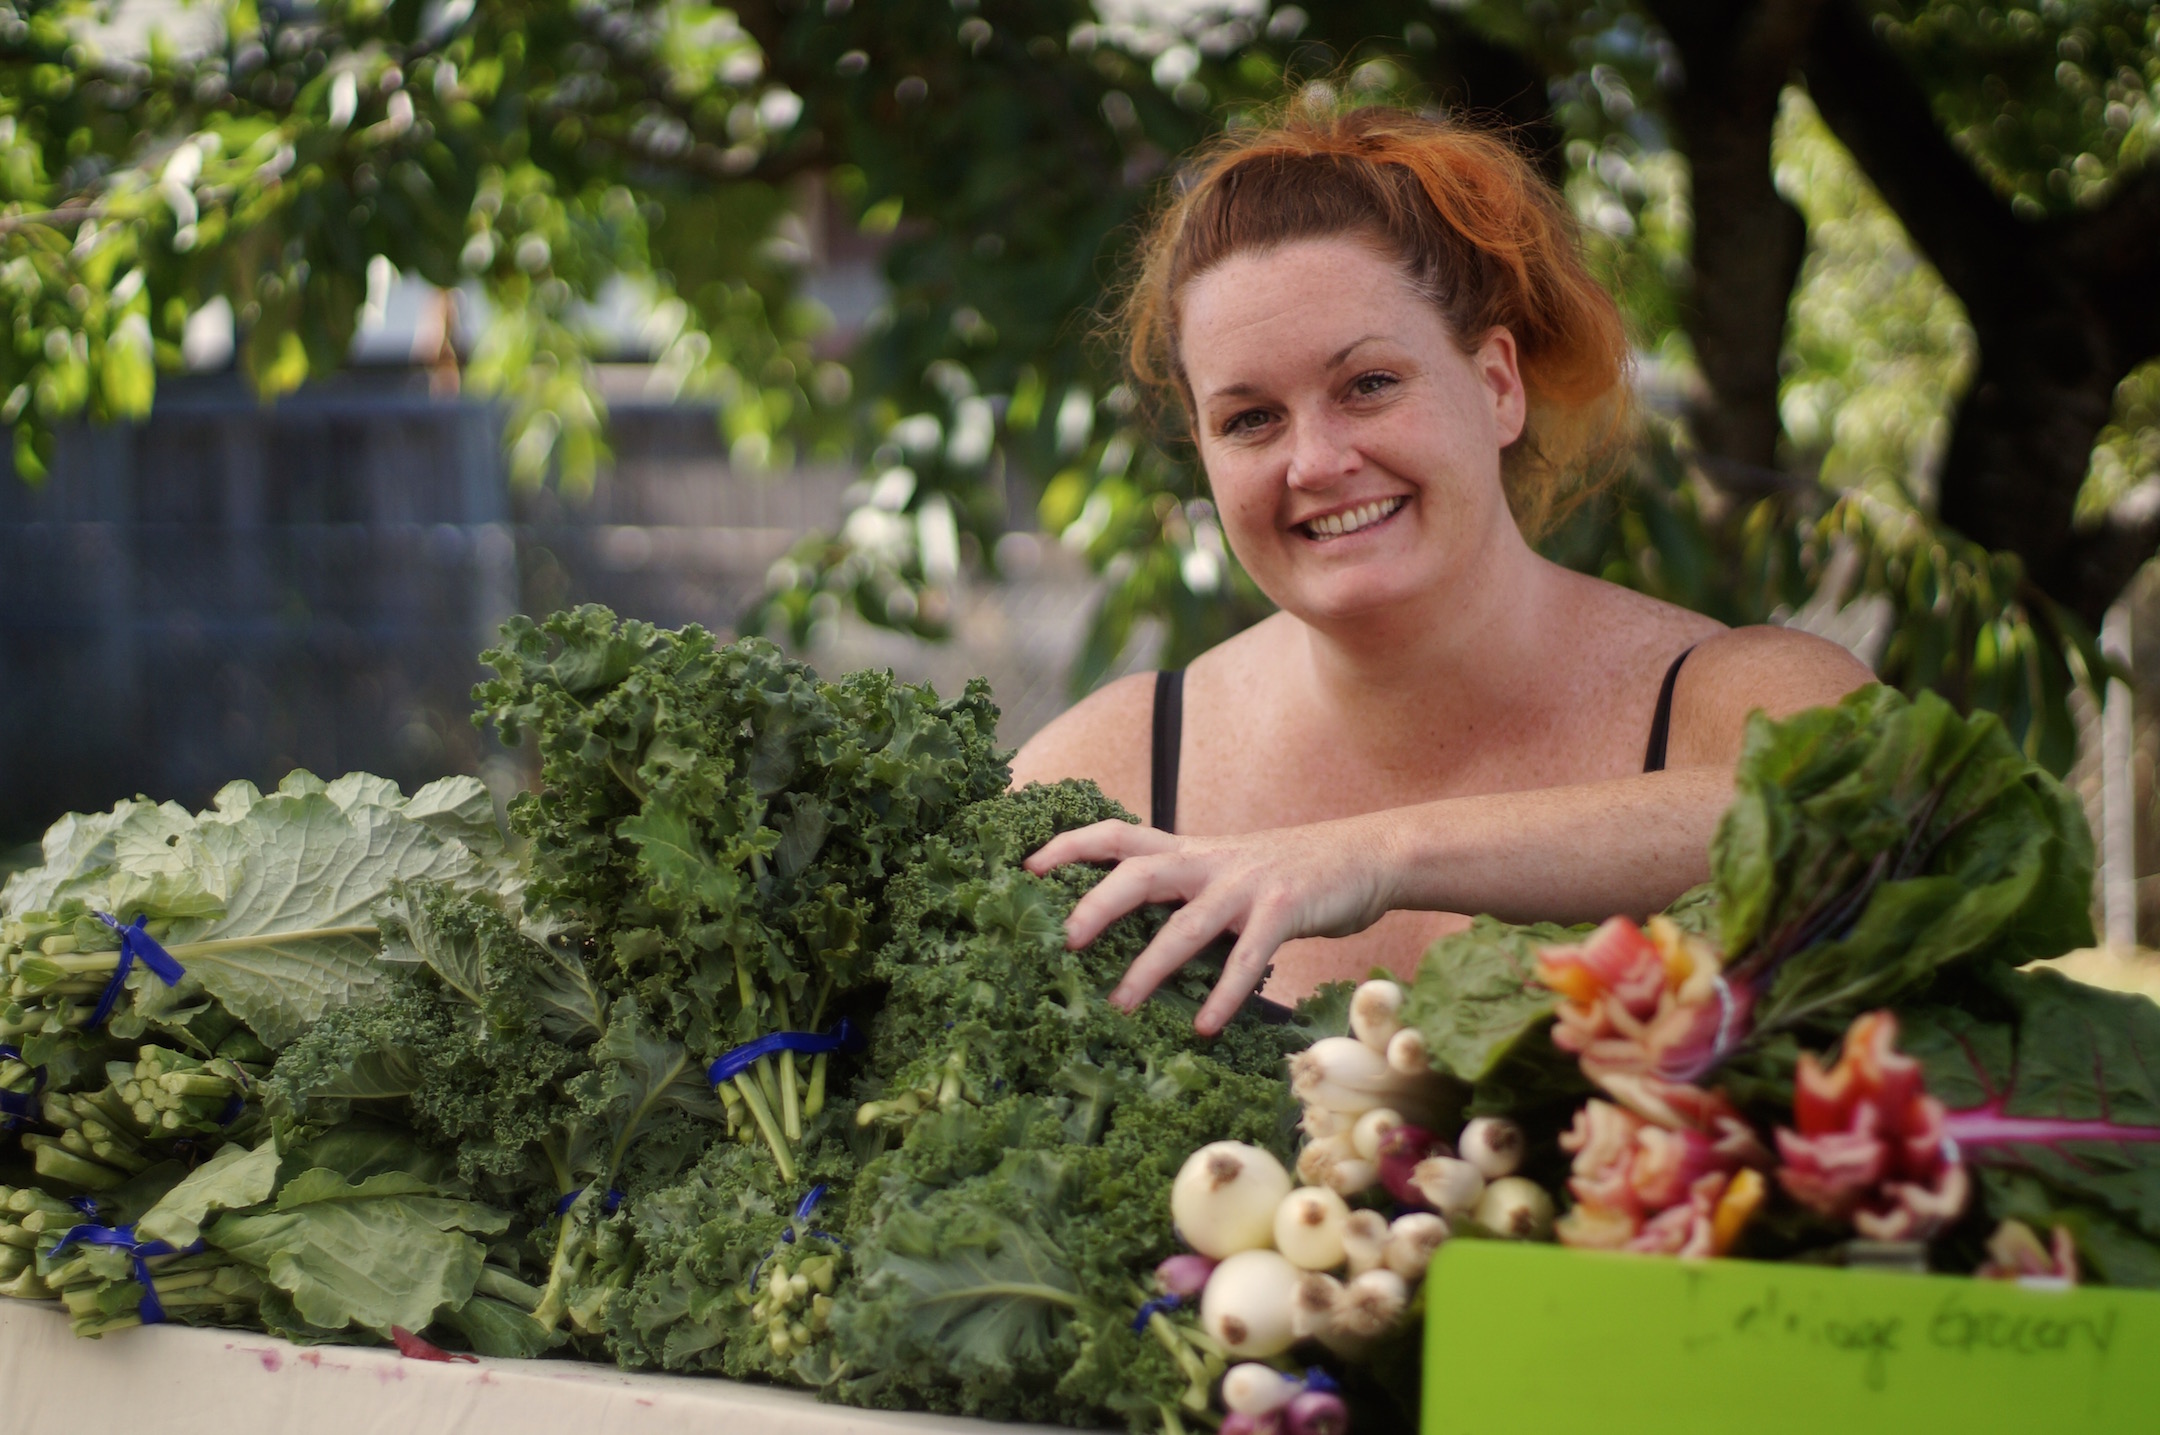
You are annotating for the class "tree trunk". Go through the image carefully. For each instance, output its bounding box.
[1642,0,1824,492]
[1803,0,2160,627]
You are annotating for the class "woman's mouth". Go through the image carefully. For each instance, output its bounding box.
[1298,496,1407,541]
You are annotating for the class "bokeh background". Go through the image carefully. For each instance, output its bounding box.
[3,0,2159,940]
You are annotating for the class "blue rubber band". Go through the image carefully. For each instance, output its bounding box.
[553,1186,625,1216]
[1302,1367,1341,1395]
[50,1223,206,1324]
[0,1044,45,1127]
[67,1196,103,1218]
[749,1184,847,1288]
[1131,1293,1181,1332]
[216,1095,246,1126]
[707,1018,865,1086]
[88,914,187,1030]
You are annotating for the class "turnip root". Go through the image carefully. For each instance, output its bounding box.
[1476,1176,1556,1240]
[1201,1249,1302,1357]
[1289,1270,1344,1340]
[1383,1211,1449,1281]
[1350,1107,1402,1163]
[1409,1154,1486,1217]
[1458,1116,1525,1180]
[1317,1268,1408,1355]
[1174,1142,1293,1259]
[1273,1186,1351,1271]
[1290,1038,1445,1126]
[1384,1026,1429,1077]
[1221,1362,1300,1416]
[1340,1208,1389,1277]
[1348,979,1405,1052]
[1295,1133,1355,1187]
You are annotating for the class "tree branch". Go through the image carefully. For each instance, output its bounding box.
[1803,0,2160,624]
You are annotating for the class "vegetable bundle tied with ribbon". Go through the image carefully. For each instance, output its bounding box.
[473,606,1007,1186]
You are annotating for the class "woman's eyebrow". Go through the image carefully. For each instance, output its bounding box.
[1327,335,1385,368]
[1203,335,1393,404]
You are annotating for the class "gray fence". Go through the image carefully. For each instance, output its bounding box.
[0,373,1103,846]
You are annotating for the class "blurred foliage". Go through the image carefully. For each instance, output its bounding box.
[3,0,2155,766]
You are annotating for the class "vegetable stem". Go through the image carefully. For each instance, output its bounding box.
[733,1072,797,1183]
[805,1053,828,1120]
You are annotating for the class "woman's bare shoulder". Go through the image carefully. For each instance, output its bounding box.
[1008,670,1159,819]
[1667,625,1875,766]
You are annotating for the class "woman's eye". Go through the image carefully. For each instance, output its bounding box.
[1350,371,1397,398]
[1221,408,1272,435]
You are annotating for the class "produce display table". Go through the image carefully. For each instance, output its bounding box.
[0,1302,1068,1435]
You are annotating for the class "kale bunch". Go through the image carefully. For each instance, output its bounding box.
[827,781,1313,1429]
[474,606,1007,1185]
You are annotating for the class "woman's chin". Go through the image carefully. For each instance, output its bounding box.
[1273,571,1437,628]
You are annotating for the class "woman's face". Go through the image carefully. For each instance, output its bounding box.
[1178,236,1528,627]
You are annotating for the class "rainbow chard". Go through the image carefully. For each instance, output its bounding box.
[1902,964,2160,1286]
[1710,687,2093,1042]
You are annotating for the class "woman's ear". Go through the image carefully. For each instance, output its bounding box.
[1475,327,1528,447]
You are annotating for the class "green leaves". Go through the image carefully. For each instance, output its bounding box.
[135,1140,282,1250]
[1713,684,2094,1036]
[1903,966,2160,1286]
[1,772,505,1057]
[211,1168,509,1338]
[1402,917,1585,1083]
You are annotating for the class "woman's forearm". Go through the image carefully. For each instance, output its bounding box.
[1368,766,1734,926]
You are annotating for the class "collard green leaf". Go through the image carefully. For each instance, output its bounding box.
[212,1168,509,1335]
[152,788,488,1044]
[136,1140,282,1248]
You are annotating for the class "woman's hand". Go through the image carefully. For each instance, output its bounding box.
[1023,816,1399,1035]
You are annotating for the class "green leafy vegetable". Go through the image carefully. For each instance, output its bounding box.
[1713,685,2093,1035]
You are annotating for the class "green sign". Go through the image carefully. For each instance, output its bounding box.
[1423,1241,2160,1434]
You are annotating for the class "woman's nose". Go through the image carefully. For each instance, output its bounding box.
[1284,410,1362,490]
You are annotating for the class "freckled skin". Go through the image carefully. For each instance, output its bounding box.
[1014,238,1872,1031]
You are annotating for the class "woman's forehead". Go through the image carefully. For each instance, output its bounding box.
[1179,240,1446,390]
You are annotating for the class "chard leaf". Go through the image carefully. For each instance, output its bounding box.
[1904,965,2160,1286]
[1403,916,1584,1082]
[1715,686,2093,1035]
[135,1139,283,1248]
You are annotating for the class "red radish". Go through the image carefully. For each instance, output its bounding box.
[1284,1390,1352,1435]
[1375,1124,1447,1208]
[1221,1414,1285,1435]
[1155,1253,1217,1299]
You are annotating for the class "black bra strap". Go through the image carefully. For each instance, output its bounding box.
[1643,645,1696,774]
[1150,668,1185,832]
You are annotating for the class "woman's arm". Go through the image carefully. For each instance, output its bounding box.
[1026,625,1873,1034]
[1028,766,1731,1034]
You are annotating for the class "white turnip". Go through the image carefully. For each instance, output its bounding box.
[1173,1142,1293,1259]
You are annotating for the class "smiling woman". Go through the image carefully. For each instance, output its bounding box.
[1009,102,1873,1033]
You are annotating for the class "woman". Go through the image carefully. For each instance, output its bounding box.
[1011,105,1870,1035]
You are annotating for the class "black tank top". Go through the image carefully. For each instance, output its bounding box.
[1147,646,1696,833]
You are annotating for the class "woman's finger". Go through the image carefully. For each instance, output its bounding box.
[1061,853,1203,950]
[1108,895,1243,1011]
[1024,819,1176,874]
[1194,902,1297,1035]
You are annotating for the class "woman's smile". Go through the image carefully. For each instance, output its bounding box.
[1296,494,1409,542]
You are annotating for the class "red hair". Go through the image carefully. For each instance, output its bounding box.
[1121,102,1632,535]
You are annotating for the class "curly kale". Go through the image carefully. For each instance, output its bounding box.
[826,782,1310,1429]
[265,886,594,1195]
[473,605,1008,1184]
